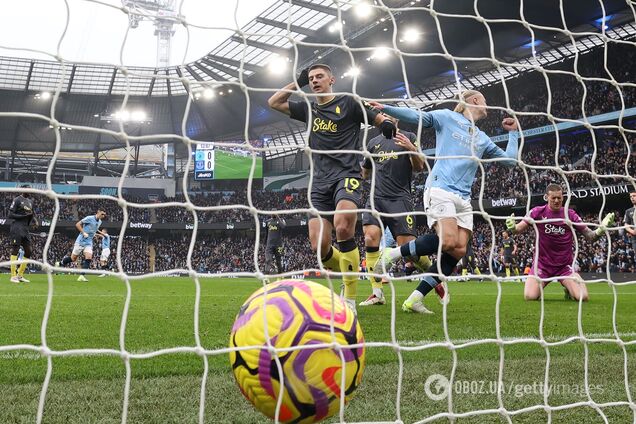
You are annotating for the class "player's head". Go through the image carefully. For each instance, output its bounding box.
[96,208,107,220]
[384,114,399,128]
[502,231,509,239]
[20,183,31,198]
[630,190,636,205]
[545,183,563,211]
[453,90,487,120]
[308,64,335,94]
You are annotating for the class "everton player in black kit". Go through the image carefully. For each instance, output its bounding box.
[500,231,520,280]
[9,185,38,283]
[264,215,286,274]
[359,120,433,308]
[268,64,396,311]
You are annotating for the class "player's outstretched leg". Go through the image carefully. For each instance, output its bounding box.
[403,252,458,313]
[380,233,441,268]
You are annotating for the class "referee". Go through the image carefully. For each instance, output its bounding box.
[9,184,38,283]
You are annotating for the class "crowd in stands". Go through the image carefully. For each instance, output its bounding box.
[1,204,636,276]
[411,43,636,150]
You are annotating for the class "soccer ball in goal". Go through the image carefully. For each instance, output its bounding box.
[229,280,365,423]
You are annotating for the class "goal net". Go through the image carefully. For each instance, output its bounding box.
[0,0,635,423]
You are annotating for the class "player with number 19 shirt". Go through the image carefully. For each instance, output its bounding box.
[268,63,397,311]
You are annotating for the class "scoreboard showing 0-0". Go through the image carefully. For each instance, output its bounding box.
[195,142,215,180]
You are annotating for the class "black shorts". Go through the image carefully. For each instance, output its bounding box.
[361,197,416,237]
[265,246,283,259]
[310,177,362,220]
[10,225,31,248]
[503,254,515,265]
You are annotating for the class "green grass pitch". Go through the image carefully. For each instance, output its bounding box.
[214,150,263,180]
[1,275,635,423]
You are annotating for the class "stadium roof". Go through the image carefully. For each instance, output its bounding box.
[0,0,353,97]
[0,0,633,165]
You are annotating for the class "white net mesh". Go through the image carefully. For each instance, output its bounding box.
[1,0,636,423]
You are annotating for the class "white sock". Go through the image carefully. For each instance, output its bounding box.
[372,287,384,298]
[407,290,424,304]
[387,247,402,262]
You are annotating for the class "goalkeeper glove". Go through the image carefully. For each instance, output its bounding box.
[505,214,516,233]
[379,119,397,139]
[296,68,309,88]
[594,212,615,237]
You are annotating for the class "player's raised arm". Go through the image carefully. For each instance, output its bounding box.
[267,69,309,116]
[367,101,435,128]
[483,118,519,167]
[579,212,615,241]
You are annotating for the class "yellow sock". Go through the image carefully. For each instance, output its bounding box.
[365,249,382,290]
[462,268,468,276]
[321,246,342,272]
[18,261,28,277]
[505,267,511,278]
[416,255,431,271]
[475,267,481,275]
[514,268,520,276]
[339,243,360,301]
[10,255,17,277]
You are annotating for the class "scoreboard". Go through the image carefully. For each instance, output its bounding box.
[195,142,215,180]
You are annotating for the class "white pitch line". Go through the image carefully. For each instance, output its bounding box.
[398,332,636,347]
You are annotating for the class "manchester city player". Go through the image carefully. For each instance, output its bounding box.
[62,209,107,282]
[268,63,397,311]
[97,228,111,277]
[370,90,519,313]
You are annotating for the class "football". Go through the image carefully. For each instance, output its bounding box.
[229,279,365,423]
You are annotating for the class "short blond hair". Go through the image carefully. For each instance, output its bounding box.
[453,90,482,113]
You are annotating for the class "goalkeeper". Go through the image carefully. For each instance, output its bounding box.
[8,184,38,283]
[506,184,614,301]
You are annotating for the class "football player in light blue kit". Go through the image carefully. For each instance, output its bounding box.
[370,90,519,313]
[97,228,111,277]
[62,208,107,282]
